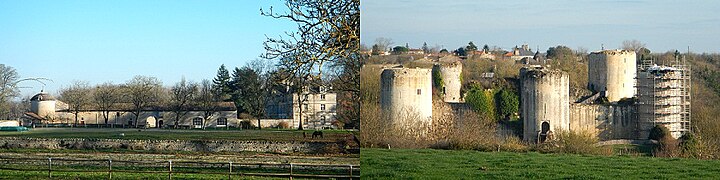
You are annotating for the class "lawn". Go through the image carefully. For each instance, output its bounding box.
[361,148,720,179]
[0,128,353,142]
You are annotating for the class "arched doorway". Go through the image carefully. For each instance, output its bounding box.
[539,121,550,143]
[146,116,157,128]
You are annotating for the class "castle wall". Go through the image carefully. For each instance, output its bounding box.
[433,61,463,103]
[520,66,570,142]
[588,50,636,102]
[570,103,637,140]
[380,67,433,128]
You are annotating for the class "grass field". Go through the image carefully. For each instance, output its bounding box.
[0,128,354,143]
[361,148,720,179]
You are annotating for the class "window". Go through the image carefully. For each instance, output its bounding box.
[417,89,421,95]
[321,116,326,124]
[321,104,326,111]
[217,117,227,126]
[193,117,203,126]
[304,104,308,111]
[321,94,325,100]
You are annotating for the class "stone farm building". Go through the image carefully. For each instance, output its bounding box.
[22,86,339,130]
[23,91,238,129]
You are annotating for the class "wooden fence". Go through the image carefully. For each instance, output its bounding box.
[0,156,359,179]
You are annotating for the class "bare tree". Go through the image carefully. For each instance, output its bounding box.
[262,0,359,130]
[170,77,198,129]
[196,79,221,130]
[621,40,646,52]
[1,64,50,118]
[374,37,394,52]
[125,76,162,128]
[93,82,122,127]
[59,81,91,127]
[0,64,20,118]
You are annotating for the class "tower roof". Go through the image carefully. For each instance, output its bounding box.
[30,91,56,101]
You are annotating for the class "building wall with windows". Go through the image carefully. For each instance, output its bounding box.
[265,87,338,130]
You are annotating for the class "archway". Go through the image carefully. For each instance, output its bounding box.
[539,121,550,143]
[146,116,157,128]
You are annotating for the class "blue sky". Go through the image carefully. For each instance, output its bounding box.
[361,0,720,53]
[0,0,294,98]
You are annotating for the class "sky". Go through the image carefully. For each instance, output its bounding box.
[361,0,720,54]
[0,0,295,98]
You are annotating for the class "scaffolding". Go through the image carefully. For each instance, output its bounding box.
[636,56,691,139]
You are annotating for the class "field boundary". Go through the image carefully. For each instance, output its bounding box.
[0,156,360,179]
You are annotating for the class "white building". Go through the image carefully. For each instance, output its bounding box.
[265,85,338,130]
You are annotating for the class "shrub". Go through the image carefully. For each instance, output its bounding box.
[536,130,611,156]
[650,125,680,157]
[239,120,255,129]
[649,125,670,141]
[495,89,519,120]
[679,133,707,158]
[464,87,496,120]
[277,121,290,129]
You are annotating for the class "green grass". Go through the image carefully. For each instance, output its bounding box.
[361,148,720,179]
[0,128,352,142]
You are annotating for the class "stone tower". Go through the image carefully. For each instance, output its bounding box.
[588,50,637,102]
[30,91,57,118]
[637,65,691,139]
[432,61,463,103]
[380,67,433,126]
[520,66,570,143]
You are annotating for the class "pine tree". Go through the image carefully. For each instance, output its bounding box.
[212,64,232,101]
[422,42,429,54]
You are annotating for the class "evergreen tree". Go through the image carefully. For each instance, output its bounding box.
[422,42,429,54]
[466,41,478,52]
[212,64,232,101]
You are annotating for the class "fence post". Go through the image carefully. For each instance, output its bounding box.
[289,163,293,180]
[168,160,173,180]
[48,157,52,179]
[108,159,112,179]
[228,162,232,180]
[349,165,353,180]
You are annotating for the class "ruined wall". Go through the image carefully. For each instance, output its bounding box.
[433,61,463,103]
[520,66,570,142]
[588,50,636,102]
[380,67,433,130]
[570,103,637,140]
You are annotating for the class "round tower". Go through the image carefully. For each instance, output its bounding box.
[520,66,570,143]
[380,67,433,126]
[432,61,463,103]
[637,65,690,139]
[30,91,57,118]
[588,50,637,102]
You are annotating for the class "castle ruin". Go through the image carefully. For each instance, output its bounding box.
[519,66,570,143]
[588,50,637,102]
[380,67,433,128]
[432,61,463,103]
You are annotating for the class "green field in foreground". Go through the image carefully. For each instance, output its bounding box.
[361,148,720,179]
[0,128,353,142]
